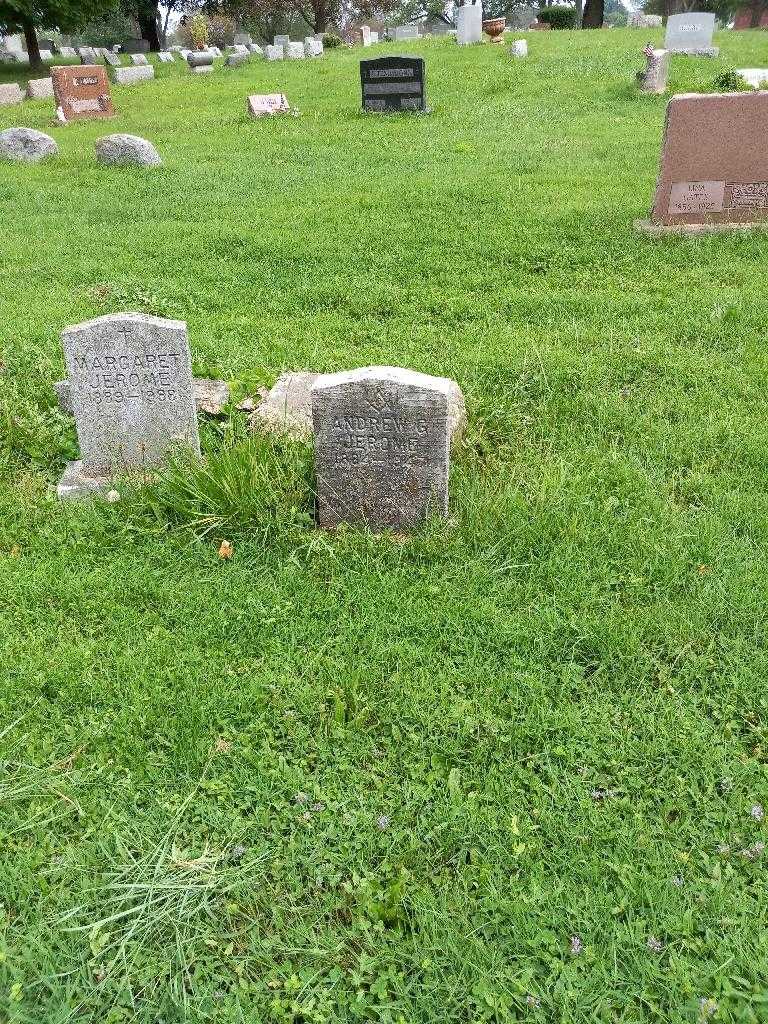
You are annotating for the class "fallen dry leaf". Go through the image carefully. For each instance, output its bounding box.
[218,540,234,559]
[213,737,232,754]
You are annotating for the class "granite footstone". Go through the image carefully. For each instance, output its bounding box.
[25,76,54,99]
[113,65,155,85]
[0,83,24,106]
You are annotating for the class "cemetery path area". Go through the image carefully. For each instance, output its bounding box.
[2,29,768,1022]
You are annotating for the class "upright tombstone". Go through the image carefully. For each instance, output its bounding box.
[225,51,250,67]
[38,48,53,61]
[456,2,483,43]
[361,24,373,45]
[130,52,149,65]
[312,367,456,531]
[274,33,291,46]
[234,32,252,45]
[286,40,306,58]
[393,24,420,39]
[156,51,175,62]
[265,44,284,60]
[636,45,669,93]
[51,65,114,121]
[637,92,768,234]
[305,37,324,56]
[360,55,427,113]
[26,76,55,99]
[0,83,24,105]
[58,46,77,57]
[58,313,200,498]
[664,12,718,56]
[77,46,97,62]
[103,50,122,67]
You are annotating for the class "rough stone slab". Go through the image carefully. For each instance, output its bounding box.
[648,91,768,228]
[0,127,58,162]
[61,312,200,480]
[25,76,54,99]
[312,367,459,531]
[0,83,24,106]
[636,47,669,94]
[96,133,161,167]
[113,64,155,85]
[56,376,230,415]
[254,369,466,444]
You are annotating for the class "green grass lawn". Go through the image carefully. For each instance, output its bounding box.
[2,28,768,1022]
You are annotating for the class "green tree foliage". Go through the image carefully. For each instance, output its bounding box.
[0,0,113,66]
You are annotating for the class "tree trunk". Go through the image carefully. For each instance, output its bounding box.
[749,0,764,27]
[581,0,604,28]
[138,1,162,51]
[313,0,329,32]
[22,18,43,71]
[574,0,584,28]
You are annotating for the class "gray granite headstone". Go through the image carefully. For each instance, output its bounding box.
[59,312,200,497]
[274,34,291,46]
[265,44,284,60]
[0,83,23,105]
[130,52,149,65]
[103,50,122,66]
[664,12,718,55]
[25,76,55,98]
[312,366,455,531]
[113,64,155,85]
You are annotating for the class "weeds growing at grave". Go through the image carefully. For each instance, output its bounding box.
[3,28,768,1024]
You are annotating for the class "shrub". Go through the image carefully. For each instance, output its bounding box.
[323,32,343,47]
[185,14,209,50]
[205,15,235,49]
[537,7,576,28]
[714,69,751,92]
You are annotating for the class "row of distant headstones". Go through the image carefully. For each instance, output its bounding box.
[56,313,465,534]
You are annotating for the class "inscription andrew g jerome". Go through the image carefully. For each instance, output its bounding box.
[62,312,200,482]
[312,366,453,531]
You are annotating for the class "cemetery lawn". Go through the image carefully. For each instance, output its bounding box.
[3,29,768,1024]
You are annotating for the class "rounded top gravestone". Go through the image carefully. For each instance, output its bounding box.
[311,366,460,531]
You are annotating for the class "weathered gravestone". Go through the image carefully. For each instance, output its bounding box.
[130,52,149,65]
[637,92,768,234]
[361,25,373,45]
[156,51,174,62]
[58,313,200,498]
[636,46,669,93]
[0,83,24,105]
[26,76,55,99]
[664,12,718,56]
[393,25,420,39]
[457,2,483,44]
[361,55,427,113]
[312,367,459,531]
[286,41,305,58]
[736,68,768,89]
[103,50,122,67]
[628,12,663,27]
[265,44,284,60]
[38,49,53,61]
[51,65,114,121]
[305,37,324,56]
[274,34,291,46]
[234,33,252,45]
[225,51,250,67]
[77,46,97,63]
[113,65,155,85]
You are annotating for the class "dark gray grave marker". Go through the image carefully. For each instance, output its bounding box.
[360,56,427,113]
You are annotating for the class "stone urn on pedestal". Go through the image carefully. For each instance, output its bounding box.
[482,16,506,42]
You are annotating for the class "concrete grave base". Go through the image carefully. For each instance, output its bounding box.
[57,461,113,500]
[634,218,768,236]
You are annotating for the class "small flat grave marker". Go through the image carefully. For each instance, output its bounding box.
[51,65,114,121]
[360,55,427,113]
[247,93,289,116]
